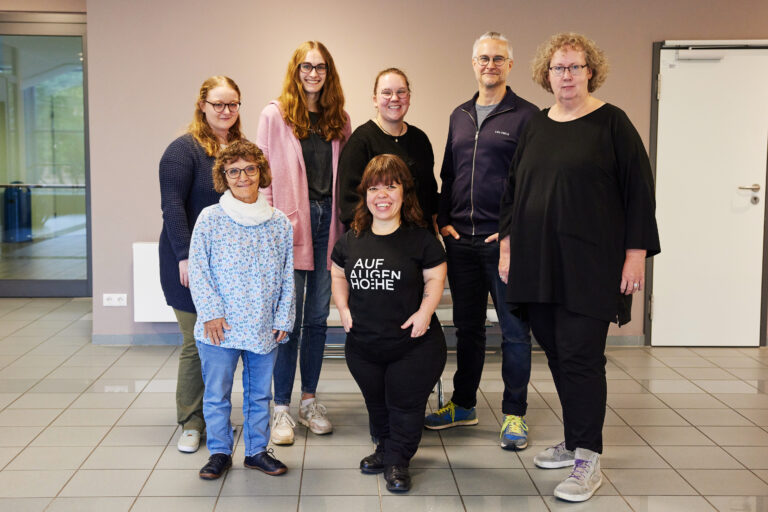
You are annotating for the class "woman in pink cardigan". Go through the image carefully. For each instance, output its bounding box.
[257,40,351,446]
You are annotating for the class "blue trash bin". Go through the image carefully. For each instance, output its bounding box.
[2,182,33,243]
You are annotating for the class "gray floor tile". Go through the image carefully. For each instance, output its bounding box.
[0,425,44,447]
[217,496,299,511]
[634,426,715,445]
[376,468,458,496]
[724,447,768,469]
[603,468,697,495]
[70,393,138,409]
[0,408,61,426]
[613,408,690,426]
[140,469,223,496]
[8,393,78,409]
[28,379,93,393]
[30,426,109,447]
[131,497,217,512]
[116,407,177,426]
[655,446,743,469]
[381,495,464,511]
[463,495,549,512]
[677,408,755,426]
[220,467,301,496]
[607,393,669,409]
[624,496,717,511]
[52,408,123,427]
[46,497,133,512]
[0,469,74,497]
[680,469,768,495]
[543,495,632,511]
[0,498,51,512]
[714,394,768,409]
[701,426,768,446]
[59,469,151,497]
[657,393,729,409]
[706,496,768,512]
[101,425,177,446]
[600,445,670,468]
[301,468,379,495]
[528,466,618,496]
[445,444,523,468]
[453,468,537,495]
[302,444,369,469]
[7,446,92,470]
[82,446,164,469]
[738,409,768,426]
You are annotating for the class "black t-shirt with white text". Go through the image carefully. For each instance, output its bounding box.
[331,225,445,348]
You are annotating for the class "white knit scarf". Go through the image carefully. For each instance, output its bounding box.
[219,189,273,226]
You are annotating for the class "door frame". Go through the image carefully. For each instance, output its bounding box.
[646,40,768,347]
[0,12,90,297]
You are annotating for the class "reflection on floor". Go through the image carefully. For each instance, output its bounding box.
[0,298,767,511]
[0,226,86,280]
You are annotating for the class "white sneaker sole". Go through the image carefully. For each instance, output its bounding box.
[500,439,528,451]
[270,433,295,445]
[299,417,333,435]
[554,475,603,502]
[424,418,479,431]
[533,456,575,469]
[177,442,199,453]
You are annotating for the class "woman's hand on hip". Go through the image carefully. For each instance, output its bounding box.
[620,249,647,295]
[401,310,431,338]
[178,259,190,288]
[273,329,288,342]
[204,317,230,345]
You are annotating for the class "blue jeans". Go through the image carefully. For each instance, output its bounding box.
[273,198,332,405]
[445,235,532,416]
[197,342,277,456]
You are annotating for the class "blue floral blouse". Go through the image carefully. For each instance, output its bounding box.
[188,204,295,354]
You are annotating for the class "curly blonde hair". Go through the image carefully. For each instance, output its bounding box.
[531,32,608,93]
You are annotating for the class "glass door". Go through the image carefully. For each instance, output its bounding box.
[0,14,89,296]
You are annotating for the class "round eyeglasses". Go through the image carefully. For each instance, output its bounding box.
[475,55,509,67]
[299,62,327,74]
[549,64,589,76]
[378,88,409,100]
[223,165,258,179]
[205,101,241,113]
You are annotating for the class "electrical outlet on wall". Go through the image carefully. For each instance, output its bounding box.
[103,293,128,307]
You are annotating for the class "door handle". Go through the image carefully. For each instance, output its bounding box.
[738,184,761,192]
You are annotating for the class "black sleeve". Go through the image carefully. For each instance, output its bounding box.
[330,231,349,268]
[436,118,455,229]
[499,124,529,239]
[419,229,447,269]
[611,107,661,257]
[159,137,196,261]
[337,132,373,226]
[423,135,439,217]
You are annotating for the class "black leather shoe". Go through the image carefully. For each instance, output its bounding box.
[244,448,287,475]
[199,453,232,480]
[384,464,411,492]
[360,451,385,474]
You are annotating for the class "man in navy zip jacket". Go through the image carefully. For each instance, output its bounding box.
[426,31,538,451]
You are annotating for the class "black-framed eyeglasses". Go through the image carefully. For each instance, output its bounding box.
[549,64,589,76]
[205,101,241,113]
[223,165,258,179]
[475,55,509,67]
[378,88,409,99]
[299,62,327,74]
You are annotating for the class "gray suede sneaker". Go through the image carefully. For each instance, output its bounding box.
[533,441,575,468]
[553,448,602,502]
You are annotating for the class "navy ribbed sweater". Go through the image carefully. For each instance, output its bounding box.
[158,134,221,312]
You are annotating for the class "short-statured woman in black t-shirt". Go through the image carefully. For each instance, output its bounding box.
[331,154,447,493]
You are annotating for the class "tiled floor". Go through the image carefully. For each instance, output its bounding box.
[0,298,767,511]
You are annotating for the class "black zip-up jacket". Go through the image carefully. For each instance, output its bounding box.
[437,87,538,236]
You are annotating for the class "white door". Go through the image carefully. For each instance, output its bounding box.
[652,45,768,346]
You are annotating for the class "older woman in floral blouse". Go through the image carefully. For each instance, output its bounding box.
[189,139,295,480]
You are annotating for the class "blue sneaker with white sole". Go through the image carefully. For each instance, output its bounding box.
[424,401,478,430]
[499,414,528,450]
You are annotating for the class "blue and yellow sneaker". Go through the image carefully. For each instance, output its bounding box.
[424,401,478,430]
[499,414,528,450]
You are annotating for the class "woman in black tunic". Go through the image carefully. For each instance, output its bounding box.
[337,68,438,233]
[331,154,447,493]
[498,33,660,503]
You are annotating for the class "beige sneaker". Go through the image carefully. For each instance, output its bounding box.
[270,409,296,445]
[177,429,200,453]
[553,448,602,502]
[299,400,333,435]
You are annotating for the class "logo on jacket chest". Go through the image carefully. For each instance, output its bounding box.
[494,130,510,137]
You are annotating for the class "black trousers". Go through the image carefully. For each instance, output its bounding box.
[346,329,446,466]
[526,303,609,454]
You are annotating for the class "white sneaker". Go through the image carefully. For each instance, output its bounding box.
[553,448,602,502]
[177,429,200,453]
[533,441,575,468]
[299,400,333,435]
[270,408,296,445]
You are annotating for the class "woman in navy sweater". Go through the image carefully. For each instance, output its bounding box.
[158,75,243,454]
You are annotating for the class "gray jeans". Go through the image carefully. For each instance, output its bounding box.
[174,309,205,432]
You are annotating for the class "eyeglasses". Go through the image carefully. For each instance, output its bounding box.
[475,55,509,67]
[378,88,409,99]
[299,62,328,74]
[223,165,258,179]
[205,101,241,113]
[549,64,589,76]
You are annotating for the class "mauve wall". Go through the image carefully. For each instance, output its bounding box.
[79,0,765,341]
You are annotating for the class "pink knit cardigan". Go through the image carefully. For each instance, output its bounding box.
[256,100,351,270]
